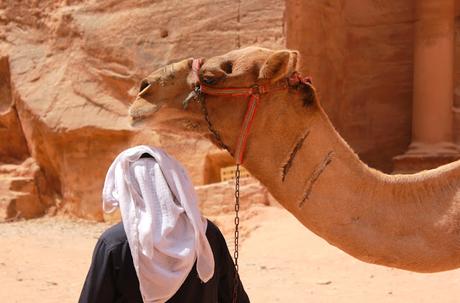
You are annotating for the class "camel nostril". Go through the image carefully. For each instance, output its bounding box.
[139,80,151,96]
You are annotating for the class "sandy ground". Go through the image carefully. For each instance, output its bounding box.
[1,205,459,303]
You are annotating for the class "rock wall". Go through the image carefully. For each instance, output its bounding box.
[286,0,347,127]
[454,16,460,144]
[0,55,51,219]
[341,0,414,172]
[0,56,29,162]
[0,0,285,220]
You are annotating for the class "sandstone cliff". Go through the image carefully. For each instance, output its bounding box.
[0,0,284,220]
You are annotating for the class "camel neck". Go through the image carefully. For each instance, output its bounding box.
[242,95,460,272]
[244,97,377,214]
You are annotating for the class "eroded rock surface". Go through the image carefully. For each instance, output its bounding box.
[0,0,284,220]
[0,56,29,162]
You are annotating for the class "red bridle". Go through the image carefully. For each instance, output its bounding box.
[191,58,311,165]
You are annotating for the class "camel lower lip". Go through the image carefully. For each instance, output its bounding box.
[128,100,160,119]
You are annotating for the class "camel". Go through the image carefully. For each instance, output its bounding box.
[129,46,460,273]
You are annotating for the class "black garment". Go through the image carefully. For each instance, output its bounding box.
[79,220,249,303]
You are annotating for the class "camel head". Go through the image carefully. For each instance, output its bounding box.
[129,58,209,133]
[129,46,317,156]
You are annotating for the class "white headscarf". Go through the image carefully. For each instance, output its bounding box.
[102,145,215,303]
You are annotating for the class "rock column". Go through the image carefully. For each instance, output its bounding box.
[394,0,459,173]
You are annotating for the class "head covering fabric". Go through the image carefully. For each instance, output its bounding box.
[102,145,215,303]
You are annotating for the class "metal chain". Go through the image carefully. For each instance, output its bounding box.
[194,86,240,303]
[232,164,241,303]
[196,86,231,152]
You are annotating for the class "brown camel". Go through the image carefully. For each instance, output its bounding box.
[129,46,460,273]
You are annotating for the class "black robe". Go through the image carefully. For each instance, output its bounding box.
[79,220,250,303]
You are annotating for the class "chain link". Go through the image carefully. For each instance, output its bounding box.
[232,164,241,303]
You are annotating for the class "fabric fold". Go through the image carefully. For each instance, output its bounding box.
[102,145,215,303]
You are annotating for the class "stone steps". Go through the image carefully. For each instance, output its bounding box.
[0,161,45,221]
[195,177,274,216]
[0,193,16,219]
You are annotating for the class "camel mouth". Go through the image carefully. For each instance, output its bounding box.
[128,97,161,123]
[128,104,160,117]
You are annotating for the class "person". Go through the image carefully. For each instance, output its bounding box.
[79,146,249,303]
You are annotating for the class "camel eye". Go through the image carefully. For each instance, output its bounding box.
[203,76,218,85]
[221,61,233,74]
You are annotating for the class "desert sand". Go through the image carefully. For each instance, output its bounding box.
[0,205,459,303]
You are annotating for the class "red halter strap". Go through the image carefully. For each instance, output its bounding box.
[192,58,309,165]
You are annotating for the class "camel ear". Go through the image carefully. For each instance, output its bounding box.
[259,50,299,83]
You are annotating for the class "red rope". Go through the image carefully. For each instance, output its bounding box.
[234,94,259,164]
